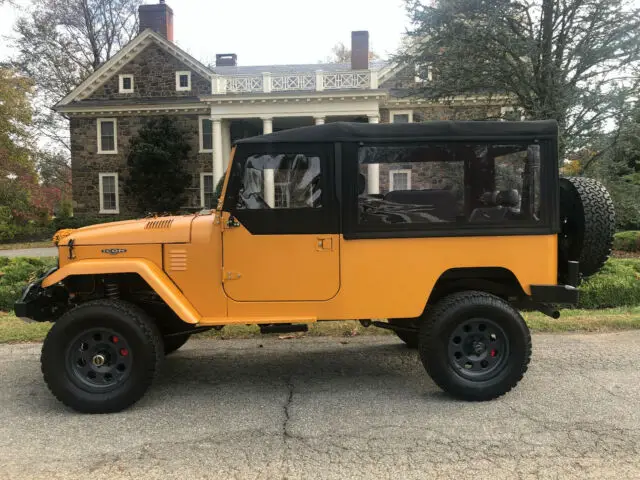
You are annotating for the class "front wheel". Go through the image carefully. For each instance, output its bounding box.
[419,291,531,401]
[41,299,163,413]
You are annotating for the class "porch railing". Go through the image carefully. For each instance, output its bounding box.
[211,70,378,95]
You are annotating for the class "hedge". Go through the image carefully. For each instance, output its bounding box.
[0,257,57,311]
[578,258,640,309]
[0,257,638,313]
[613,231,640,253]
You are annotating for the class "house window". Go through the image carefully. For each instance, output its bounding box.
[176,71,191,91]
[200,117,213,152]
[97,118,117,154]
[391,110,413,123]
[99,173,119,214]
[389,169,411,191]
[200,173,214,208]
[119,74,134,93]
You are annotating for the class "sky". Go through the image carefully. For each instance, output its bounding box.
[0,0,410,65]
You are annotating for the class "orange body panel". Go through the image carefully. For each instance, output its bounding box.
[43,257,200,324]
[222,223,340,302]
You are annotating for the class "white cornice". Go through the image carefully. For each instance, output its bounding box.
[201,90,387,104]
[55,29,214,108]
[57,103,210,116]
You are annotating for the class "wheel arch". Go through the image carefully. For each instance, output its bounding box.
[41,259,201,324]
[426,267,526,308]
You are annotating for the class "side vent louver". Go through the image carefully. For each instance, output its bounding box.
[168,249,187,271]
[145,219,174,230]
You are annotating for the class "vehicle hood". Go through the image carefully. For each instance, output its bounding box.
[56,216,195,246]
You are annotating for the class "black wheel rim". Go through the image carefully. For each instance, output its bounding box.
[65,328,133,392]
[447,318,509,381]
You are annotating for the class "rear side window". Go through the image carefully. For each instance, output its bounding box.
[237,154,322,210]
[357,143,541,228]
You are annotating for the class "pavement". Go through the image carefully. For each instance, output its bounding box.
[0,247,57,258]
[0,333,639,479]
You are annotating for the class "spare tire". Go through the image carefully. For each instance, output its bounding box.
[559,177,615,280]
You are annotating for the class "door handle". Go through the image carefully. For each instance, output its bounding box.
[316,237,333,251]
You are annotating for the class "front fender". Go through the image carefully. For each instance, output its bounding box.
[42,258,201,324]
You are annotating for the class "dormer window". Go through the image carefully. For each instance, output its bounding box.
[176,71,191,91]
[119,74,134,93]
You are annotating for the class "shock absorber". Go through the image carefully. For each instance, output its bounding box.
[104,282,120,299]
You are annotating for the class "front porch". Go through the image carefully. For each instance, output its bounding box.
[202,93,385,184]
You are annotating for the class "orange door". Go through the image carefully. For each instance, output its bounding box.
[222,221,340,302]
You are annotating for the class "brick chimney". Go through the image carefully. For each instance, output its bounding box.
[139,1,174,42]
[351,31,369,70]
[216,54,238,67]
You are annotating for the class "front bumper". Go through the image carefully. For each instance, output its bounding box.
[530,284,579,305]
[14,268,62,322]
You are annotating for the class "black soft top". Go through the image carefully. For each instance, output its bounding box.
[235,120,558,145]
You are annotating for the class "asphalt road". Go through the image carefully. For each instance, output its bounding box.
[1,333,639,479]
[0,247,57,258]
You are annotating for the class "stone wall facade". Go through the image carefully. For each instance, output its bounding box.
[71,114,212,216]
[84,44,210,101]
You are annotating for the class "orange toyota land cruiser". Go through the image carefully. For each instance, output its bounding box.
[16,120,615,413]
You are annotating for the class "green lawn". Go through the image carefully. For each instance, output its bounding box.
[0,241,53,251]
[2,307,640,344]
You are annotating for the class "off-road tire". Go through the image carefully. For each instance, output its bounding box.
[41,299,163,413]
[419,291,531,401]
[163,334,190,355]
[559,177,615,279]
[389,319,419,348]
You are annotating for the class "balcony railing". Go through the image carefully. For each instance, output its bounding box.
[211,70,378,95]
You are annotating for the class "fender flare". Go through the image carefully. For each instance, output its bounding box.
[41,259,201,324]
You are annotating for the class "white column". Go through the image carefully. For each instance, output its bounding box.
[264,169,275,208]
[262,117,273,134]
[222,119,231,170]
[314,116,325,125]
[212,118,223,184]
[367,114,380,194]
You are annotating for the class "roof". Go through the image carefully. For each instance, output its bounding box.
[235,120,559,144]
[213,60,388,76]
[55,29,214,108]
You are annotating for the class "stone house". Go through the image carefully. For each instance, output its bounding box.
[55,1,511,217]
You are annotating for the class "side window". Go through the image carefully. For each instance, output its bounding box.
[236,154,322,210]
[357,143,541,228]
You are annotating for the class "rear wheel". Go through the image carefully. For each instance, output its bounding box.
[41,299,163,413]
[419,291,531,401]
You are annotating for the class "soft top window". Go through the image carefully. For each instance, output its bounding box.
[356,143,541,229]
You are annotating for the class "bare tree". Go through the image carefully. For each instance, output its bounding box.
[397,0,640,156]
[11,0,142,154]
[325,42,380,63]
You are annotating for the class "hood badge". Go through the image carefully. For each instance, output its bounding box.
[102,248,127,255]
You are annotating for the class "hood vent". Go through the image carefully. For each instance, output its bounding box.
[145,219,174,230]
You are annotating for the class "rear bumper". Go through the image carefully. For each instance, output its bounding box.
[530,284,579,305]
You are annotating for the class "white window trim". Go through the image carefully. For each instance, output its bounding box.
[199,116,213,152]
[118,74,134,93]
[97,118,118,154]
[99,172,119,214]
[391,110,414,124]
[200,172,213,207]
[389,169,412,191]
[176,71,192,91]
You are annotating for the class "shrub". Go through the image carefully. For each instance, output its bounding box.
[613,231,640,252]
[0,257,57,311]
[578,258,640,309]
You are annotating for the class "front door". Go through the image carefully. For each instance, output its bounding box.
[221,145,340,302]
